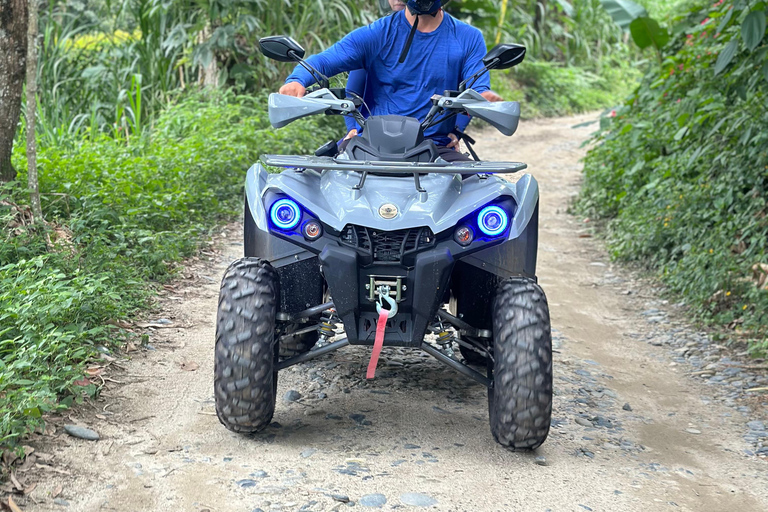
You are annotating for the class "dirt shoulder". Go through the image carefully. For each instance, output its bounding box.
[9,114,767,512]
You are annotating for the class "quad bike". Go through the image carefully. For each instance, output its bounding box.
[214,36,552,450]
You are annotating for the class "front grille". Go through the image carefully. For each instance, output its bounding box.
[340,225,434,262]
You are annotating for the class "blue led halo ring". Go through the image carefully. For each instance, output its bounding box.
[270,198,302,230]
[477,205,509,237]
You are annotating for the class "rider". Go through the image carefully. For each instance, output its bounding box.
[279,0,499,161]
[344,0,481,148]
[343,0,406,138]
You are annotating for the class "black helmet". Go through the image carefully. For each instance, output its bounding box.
[405,0,443,15]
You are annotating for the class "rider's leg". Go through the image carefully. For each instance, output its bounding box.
[437,146,472,162]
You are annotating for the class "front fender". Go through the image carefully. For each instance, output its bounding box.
[245,162,540,242]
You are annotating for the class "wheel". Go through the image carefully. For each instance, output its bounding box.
[488,277,552,450]
[214,257,279,433]
[278,323,319,358]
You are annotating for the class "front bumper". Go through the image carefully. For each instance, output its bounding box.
[319,244,453,347]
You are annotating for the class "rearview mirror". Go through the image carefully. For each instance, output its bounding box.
[259,36,305,62]
[483,44,526,70]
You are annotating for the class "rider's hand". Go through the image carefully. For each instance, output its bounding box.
[344,129,358,140]
[446,133,460,151]
[279,81,306,97]
[481,90,503,102]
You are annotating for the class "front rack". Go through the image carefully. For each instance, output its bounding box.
[261,155,528,192]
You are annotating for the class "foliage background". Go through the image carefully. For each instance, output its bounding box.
[577,0,768,351]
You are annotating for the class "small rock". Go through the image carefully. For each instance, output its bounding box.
[574,417,593,427]
[685,428,701,435]
[250,470,268,478]
[63,424,99,441]
[622,403,632,411]
[330,494,350,503]
[300,449,317,458]
[534,456,548,466]
[284,390,302,402]
[349,413,366,424]
[747,420,765,431]
[400,492,438,507]
[359,493,387,508]
[404,443,421,450]
[237,479,257,488]
[54,498,70,507]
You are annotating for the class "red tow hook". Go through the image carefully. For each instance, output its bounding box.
[366,289,398,380]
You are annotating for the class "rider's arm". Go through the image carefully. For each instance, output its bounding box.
[346,69,367,97]
[343,69,367,133]
[285,26,377,87]
[460,27,491,94]
[456,114,471,132]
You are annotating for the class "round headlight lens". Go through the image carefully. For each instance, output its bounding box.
[270,198,301,230]
[477,205,508,237]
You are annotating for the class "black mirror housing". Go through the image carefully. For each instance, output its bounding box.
[259,36,305,62]
[483,44,526,70]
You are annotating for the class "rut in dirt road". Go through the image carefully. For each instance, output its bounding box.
[17,114,768,512]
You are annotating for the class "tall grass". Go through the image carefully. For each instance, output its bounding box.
[28,0,378,147]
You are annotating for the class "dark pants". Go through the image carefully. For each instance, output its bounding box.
[437,146,472,162]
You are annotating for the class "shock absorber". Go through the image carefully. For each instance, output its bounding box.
[318,309,336,341]
[434,322,457,359]
[437,330,454,345]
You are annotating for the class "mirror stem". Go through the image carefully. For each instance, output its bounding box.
[290,51,330,89]
[458,58,499,92]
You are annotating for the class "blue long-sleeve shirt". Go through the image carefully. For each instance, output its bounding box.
[287,11,489,146]
[344,68,472,134]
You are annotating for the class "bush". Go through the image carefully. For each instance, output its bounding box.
[1,91,327,447]
[491,60,641,118]
[577,1,768,351]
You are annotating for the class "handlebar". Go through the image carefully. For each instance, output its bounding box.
[269,87,520,137]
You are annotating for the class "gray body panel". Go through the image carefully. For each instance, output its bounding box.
[245,163,539,240]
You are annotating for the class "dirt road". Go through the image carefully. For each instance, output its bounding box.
[22,115,768,512]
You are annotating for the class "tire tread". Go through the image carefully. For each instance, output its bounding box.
[214,258,279,433]
[489,277,553,450]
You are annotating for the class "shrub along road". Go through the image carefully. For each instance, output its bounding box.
[18,115,768,511]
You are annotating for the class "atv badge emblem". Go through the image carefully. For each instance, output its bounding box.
[379,203,398,219]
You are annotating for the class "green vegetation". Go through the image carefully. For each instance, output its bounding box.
[577,0,768,351]
[492,60,641,117]
[1,92,324,446]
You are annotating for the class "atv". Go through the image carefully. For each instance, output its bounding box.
[214,36,552,450]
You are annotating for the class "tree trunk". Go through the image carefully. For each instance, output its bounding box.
[0,0,28,182]
[26,0,42,222]
[197,25,218,89]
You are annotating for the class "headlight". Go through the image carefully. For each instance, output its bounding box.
[477,205,508,237]
[270,198,301,230]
